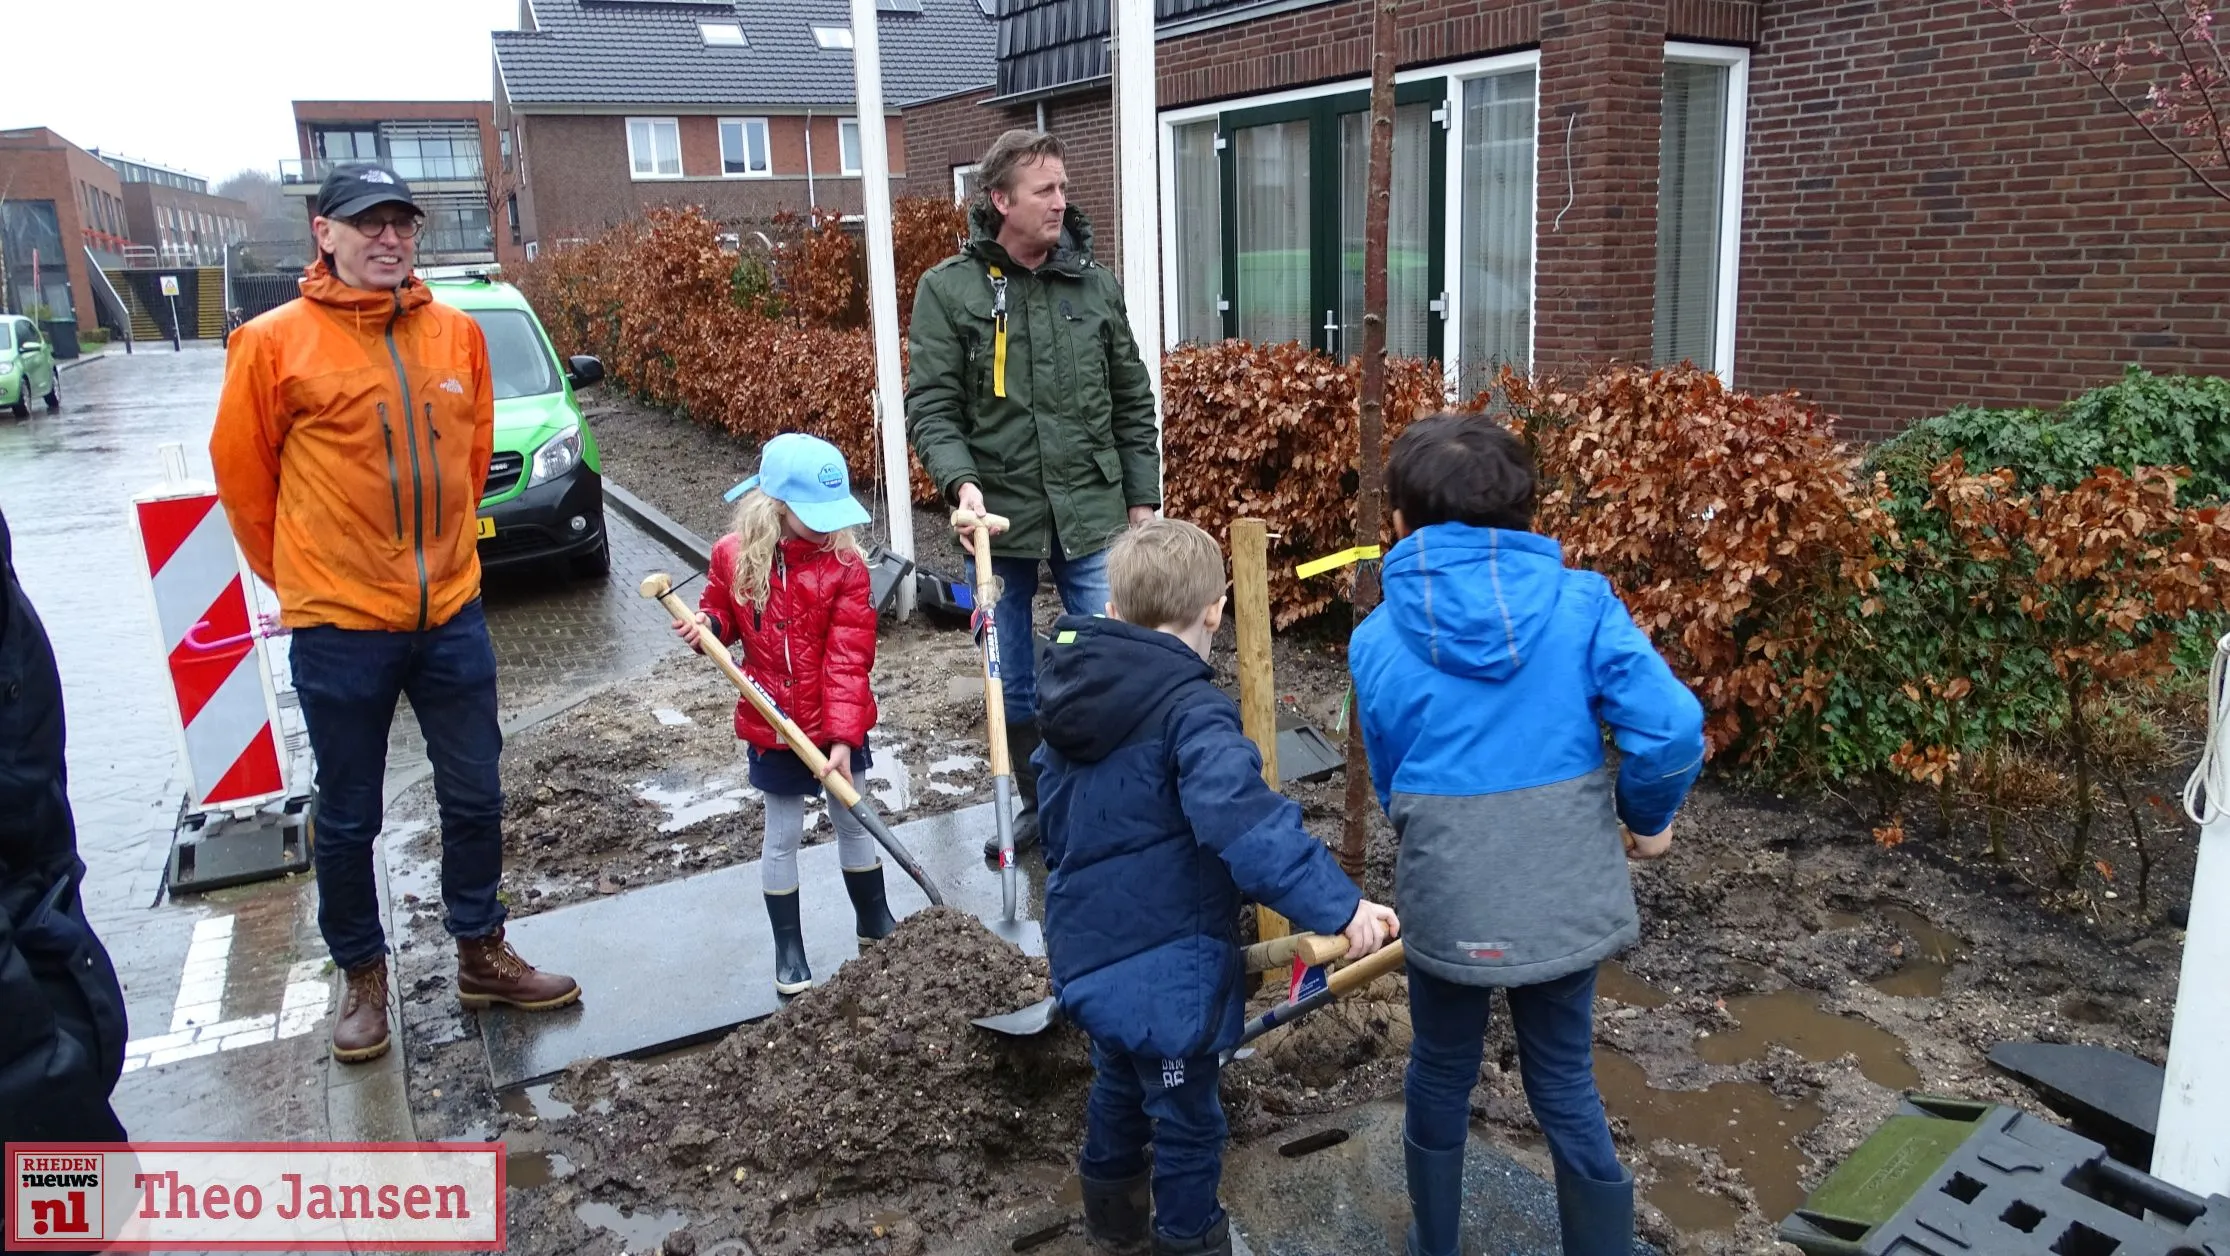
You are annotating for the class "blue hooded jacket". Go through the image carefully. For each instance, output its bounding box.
[1034,616,1362,1059]
[1349,524,1705,987]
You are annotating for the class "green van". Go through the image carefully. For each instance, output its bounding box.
[424,273,610,579]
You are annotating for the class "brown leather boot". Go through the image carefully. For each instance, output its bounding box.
[332,961,392,1064]
[456,926,580,1011]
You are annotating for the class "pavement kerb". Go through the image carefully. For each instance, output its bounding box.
[57,348,115,372]
[603,479,714,569]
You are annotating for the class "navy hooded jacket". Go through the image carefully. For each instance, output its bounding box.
[1350,524,1705,988]
[1034,616,1361,1059]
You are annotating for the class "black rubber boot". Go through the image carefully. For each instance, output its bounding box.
[1554,1163,1634,1256]
[985,719,1045,860]
[842,863,899,944]
[764,890,812,995]
[1151,1215,1231,1256]
[1404,1133,1464,1256]
[1080,1171,1151,1255]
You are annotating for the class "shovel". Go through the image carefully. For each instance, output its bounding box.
[951,508,1042,950]
[641,572,944,907]
[970,932,1358,1037]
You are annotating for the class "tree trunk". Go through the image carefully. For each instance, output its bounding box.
[1340,0,1399,884]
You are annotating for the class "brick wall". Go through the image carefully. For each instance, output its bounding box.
[519,113,918,244]
[900,88,1121,272]
[0,129,122,330]
[1738,0,2230,436]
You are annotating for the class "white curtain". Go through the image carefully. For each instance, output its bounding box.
[1233,120,1312,347]
[1655,61,1730,371]
[1459,69,1535,392]
[1172,121,1224,345]
[1339,102,1435,362]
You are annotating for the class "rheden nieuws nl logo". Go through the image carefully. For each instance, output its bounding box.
[5,1143,503,1251]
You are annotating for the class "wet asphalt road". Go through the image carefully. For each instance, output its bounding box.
[0,343,685,1140]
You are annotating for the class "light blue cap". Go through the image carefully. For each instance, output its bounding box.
[723,432,873,533]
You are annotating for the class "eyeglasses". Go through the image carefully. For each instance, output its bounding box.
[347,213,422,239]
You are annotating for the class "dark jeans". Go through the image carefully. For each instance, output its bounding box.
[1079,1040,1227,1241]
[290,600,506,972]
[1405,964,1623,1181]
[990,535,1112,725]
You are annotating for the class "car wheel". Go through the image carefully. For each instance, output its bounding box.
[8,396,26,419]
[42,368,60,411]
[569,535,612,581]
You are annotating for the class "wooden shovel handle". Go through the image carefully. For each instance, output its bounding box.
[950,511,1013,769]
[641,573,864,811]
[1325,939,1407,996]
[950,509,1012,533]
[1241,933,1351,973]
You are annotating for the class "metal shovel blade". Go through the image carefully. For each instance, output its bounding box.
[971,995,1060,1037]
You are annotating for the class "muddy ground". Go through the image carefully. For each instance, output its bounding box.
[379,395,2204,1256]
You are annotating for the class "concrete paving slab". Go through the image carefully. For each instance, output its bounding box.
[481,801,1034,1089]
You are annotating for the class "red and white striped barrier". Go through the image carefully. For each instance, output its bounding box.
[129,447,286,812]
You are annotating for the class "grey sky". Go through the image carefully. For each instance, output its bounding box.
[3,0,519,185]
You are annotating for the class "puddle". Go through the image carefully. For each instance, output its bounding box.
[1650,1159,1747,1235]
[866,742,913,812]
[1821,908,1865,931]
[1869,906,1968,998]
[498,1083,575,1122]
[634,775,756,833]
[574,1201,689,1250]
[508,1150,574,1189]
[1596,1051,1825,1231]
[926,753,986,797]
[1596,962,1670,1009]
[1696,990,1921,1091]
[1682,849,1747,887]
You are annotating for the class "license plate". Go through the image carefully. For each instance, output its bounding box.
[476,517,495,539]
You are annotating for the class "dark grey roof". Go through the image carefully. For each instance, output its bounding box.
[496,0,995,108]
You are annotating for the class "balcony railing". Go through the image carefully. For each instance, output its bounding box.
[280,155,486,187]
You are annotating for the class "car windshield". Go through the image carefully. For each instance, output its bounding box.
[466,308,560,400]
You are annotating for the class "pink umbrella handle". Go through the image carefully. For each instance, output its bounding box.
[181,616,287,653]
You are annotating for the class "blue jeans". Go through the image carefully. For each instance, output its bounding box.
[290,600,506,972]
[1079,1040,1227,1242]
[1405,964,1623,1182]
[990,536,1111,725]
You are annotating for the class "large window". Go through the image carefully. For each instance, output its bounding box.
[1655,45,1747,380]
[1161,55,1535,383]
[627,117,683,179]
[720,118,771,176]
[839,119,864,175]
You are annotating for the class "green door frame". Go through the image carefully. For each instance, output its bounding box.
[1216,78,1448,361]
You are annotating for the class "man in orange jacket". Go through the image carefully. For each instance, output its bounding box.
[210,164,577,1065]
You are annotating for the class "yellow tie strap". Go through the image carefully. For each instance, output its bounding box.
[1295,545,1382,580]
[987,265,1010,399]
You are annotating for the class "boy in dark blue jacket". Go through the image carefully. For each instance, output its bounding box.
[1349,417,1706,1256]
[1035,518,1400,1256]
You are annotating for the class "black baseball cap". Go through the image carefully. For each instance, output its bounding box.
[315,162,420,220]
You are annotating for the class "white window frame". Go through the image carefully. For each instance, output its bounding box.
[719,117,772,177]
[952,162,980,203]
[626,116,684,180]
[699,20,746,45]
[1155,48,1541,391]
[839,118,863,176]
[1663,41,1749,384]
[813,23,854,48]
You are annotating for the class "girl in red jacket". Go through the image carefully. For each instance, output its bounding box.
[675,433,891,995]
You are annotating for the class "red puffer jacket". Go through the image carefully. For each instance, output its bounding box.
[697,534,878,752]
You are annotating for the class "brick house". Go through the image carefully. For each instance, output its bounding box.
[492,0,995,255]
[92,152,251,268]
[901,0,2229,435]
[281,101,514,267]
[0,128,134,332]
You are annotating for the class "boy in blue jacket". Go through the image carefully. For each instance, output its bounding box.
[1035,518,1401,1256]
[1349,417,1706,1256]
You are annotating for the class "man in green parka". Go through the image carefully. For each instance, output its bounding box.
[906,129,1161,859]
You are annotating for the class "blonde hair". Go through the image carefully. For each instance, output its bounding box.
[1108,518,1225,629]
[728,489,863,610]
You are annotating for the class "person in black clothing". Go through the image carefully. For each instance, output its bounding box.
[0,503,130,1149]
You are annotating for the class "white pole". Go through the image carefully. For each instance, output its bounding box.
[1113,0,1164,502]
[2155,631,2230,1194]
[849,0,916,617]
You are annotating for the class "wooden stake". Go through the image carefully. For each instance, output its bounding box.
[1232,519,1291,951]
[1341,0,1397,883]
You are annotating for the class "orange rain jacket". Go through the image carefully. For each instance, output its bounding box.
[211,260,495,632]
